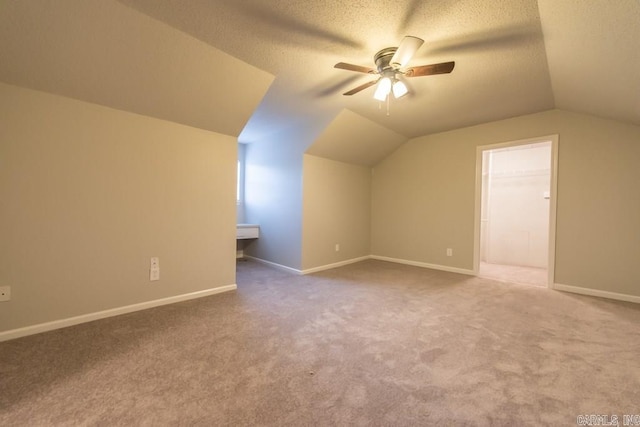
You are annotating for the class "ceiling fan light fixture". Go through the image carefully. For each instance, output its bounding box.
[392,80,408,98]
[335,35,454,100]
[373,77,392,101]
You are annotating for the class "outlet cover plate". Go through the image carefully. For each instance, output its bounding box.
[0,286,11,302]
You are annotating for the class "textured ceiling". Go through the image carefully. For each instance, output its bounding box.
[1,0,638,163]
[119,0,556,139]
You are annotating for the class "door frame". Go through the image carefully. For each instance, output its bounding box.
[472,134,559,288]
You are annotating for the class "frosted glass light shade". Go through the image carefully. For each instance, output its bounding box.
[392,80,408,98]
[373,77,391,101]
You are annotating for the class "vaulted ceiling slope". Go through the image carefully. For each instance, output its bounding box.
[1,1,638,150]
[0,0,273,137]
[307,110,407,167]
[538,0,640,126]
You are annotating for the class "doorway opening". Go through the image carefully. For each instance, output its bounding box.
[474,136,558,287]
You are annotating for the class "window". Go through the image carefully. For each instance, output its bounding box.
[237,143,245,205]
[237,160,241,203]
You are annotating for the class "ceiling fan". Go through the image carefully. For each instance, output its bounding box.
[334,36,455,100]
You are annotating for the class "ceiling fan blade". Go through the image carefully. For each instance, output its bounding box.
[334,62,376,74]
[405,61,455,77]
[343,79,378,96]
[390,36,424,67]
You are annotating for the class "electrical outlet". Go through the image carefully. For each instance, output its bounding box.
[335,244,340,252]
[150,257,160,281]
[0,286,11,302]
[446,248,453,257]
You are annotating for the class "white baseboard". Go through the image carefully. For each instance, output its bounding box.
[552,283,640,304]
[245,255,373,275]
[301,256,371,275]
[0,284,237,343]
[244,256,303,275]
[246,254,475,277]
[370,255,475,276]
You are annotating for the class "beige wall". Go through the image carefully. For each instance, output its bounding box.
[302,155,371,270]
[372,109,640,297]
[0,83,237,332]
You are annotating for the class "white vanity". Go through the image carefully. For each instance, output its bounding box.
[236,224,259,260]
[236,224,259,240]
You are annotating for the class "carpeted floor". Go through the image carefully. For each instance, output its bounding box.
[1,259,639,426]
[479,261,548,287]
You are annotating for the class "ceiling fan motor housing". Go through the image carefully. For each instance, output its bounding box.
[374,47,398,74]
